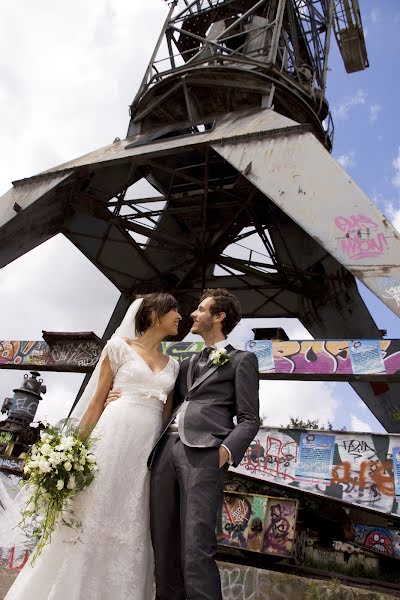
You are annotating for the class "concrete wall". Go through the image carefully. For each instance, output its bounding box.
[218,562,398,600]
[1,561,398,600]
[0,568,17,599]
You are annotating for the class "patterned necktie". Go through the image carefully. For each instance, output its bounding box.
[194,347,211,380]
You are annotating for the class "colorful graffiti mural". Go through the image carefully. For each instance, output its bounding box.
[165,340,400,379]
[350,524,400,560]
[217,492,297,557]
[0,340,102,372]
[233,427,400,517]
[1,338,399,378]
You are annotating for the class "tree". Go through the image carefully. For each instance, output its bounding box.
[283,417,346,431]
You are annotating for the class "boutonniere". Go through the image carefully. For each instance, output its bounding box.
[209,348,230,366]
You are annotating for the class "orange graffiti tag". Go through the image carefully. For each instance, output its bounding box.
[331,460,394,496]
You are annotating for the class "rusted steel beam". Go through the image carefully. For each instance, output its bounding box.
[1,336,399,381]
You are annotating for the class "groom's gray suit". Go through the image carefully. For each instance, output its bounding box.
[148,345,259,600]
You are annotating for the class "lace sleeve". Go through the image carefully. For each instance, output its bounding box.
[171,357,180,381]
[104,337,124,376]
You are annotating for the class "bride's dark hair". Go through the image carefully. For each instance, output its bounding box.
[135,292,178,335]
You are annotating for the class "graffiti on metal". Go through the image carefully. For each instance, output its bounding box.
[0,340,102,372]
[50,342,102,368]
[163,341,204,363]
[232,427,400,517]
[0,341,48,367]
[217,492,297,557]
[334,214,389,261]
[0,457,24,474]
[1,338,399,379]
[164,340,400,379]
[350,523,400,559]
[380,278,400,309]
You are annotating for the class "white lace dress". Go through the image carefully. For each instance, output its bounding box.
[5,336,179,600]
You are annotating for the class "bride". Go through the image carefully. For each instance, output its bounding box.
[3,292,181,600]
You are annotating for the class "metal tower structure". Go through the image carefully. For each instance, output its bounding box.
[1,1,400,429]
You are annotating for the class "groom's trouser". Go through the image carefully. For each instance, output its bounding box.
[150,434,225,600]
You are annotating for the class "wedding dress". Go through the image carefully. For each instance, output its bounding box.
[5,335,179,600]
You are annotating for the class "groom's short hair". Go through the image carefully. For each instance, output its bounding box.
[200,288,242,336]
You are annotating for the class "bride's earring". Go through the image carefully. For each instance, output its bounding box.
[156,319,160,327]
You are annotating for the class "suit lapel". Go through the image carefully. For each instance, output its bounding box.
[186,353,198,389]
[188,346,238,392]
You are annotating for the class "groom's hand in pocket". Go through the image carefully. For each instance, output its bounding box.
[104,388,121,407]
[219,445,230,468]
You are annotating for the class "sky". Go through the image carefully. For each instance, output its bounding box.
[0,0,399,432]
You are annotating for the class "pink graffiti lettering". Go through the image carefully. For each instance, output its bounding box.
[7,547,29,571]
[334,214,388,260]
[335,214,378,235]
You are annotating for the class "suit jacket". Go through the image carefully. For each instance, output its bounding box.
[148,345,260,468]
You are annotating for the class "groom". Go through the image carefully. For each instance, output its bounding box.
[149,288,260,600]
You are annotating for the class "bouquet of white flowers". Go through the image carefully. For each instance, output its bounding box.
[20,420,98,562]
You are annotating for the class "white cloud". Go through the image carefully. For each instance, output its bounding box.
[0,235,119,422]
[350,414,372,432]
[0,235,119,340]
[333,89,367,121]
[392,147,400,189]
[336,151,356,170]
[0,1,168,419]
[386,206,400,233]
[0,0,167,194]
[370,9,380,24]
[259,380,339,428]
[368,104,382,123]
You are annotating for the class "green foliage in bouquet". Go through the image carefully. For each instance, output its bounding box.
[19,419,98,563]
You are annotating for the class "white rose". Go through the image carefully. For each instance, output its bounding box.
[86,454,96,464]
[67,476,76,490]
[63,437,76,451]
[63,461,72,472]
[55,444,65,452]
[56,480,65,491]
[48,452,62,465]
[40,431,49,442]
[40,443,52,456]
[38,460,51,473]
